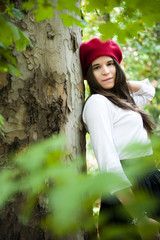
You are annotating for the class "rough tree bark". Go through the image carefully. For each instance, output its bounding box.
[0,2,86,239]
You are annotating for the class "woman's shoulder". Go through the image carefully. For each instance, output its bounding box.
[82,94,114,125]
[85,94,111,106]
[83,94,114,119]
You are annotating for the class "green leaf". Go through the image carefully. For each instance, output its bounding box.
[0,61,21,76]
[99,21,119,40]
[0,115,4,125]
[12,8,24,20]
[32,4,54,22]
[56,0,81,16]
[47,170,129,235]
[106,0,122,12]
[7,63,21,76]
[0,114,4,137]
[0,48,17,65]
[0,169,18,209]
[85,0,108,12]
[15,135,66,171]
[0,42,7,49]
[0,14,30,50]
[142,13,160,27]
[60,13,86,27]
[0,15,13,47]
[14,30,31,51]
[22,0,36,11]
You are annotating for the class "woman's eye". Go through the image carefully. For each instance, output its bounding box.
[93,66,100,70]
[107,62,114,66]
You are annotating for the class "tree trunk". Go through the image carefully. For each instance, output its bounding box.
[0,6,86,240]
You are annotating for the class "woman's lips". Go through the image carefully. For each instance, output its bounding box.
[102,77,113,82]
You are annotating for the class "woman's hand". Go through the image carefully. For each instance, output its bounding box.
[137,216,160,240]
[115,188,160,239]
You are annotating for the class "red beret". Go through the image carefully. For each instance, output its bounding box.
[80,38,123,79]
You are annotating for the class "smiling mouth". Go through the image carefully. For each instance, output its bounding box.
[102,78,113,82]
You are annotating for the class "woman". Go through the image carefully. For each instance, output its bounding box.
[80,38,160,240]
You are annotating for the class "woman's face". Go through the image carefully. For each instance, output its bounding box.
[92,56,116,90]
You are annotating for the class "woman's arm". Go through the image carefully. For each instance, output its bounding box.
[115,187,160,240]
[128,79,157,93]
[128,79,155,108]
[127,81,143,92]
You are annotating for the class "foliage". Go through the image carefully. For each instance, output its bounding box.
[0,0,31,75]
[81,0,160,43]
[0,0,86,76]
[1,0,160,75]
[120,24,160,131]
[0,135,159,237]
[22,0,86,27]
[0,114,4,136]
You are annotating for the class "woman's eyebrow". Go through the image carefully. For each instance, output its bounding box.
[92,63,99,68]
[107,60,114,63]
[92,59,113,68]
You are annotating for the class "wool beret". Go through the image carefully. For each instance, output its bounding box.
[80,38,123,79]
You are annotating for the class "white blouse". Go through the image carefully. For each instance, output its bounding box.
[83,79,155,193]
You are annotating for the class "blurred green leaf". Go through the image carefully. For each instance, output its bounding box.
[12,8,24,20]
[0,46,16,65]
[0,133,159,236]
[0,11,31,75]
[22,0,35,11]
[82,0,160,43]
[0,61,20,76]
[57,0,81,16]
[85,0,108,12]
[60,13,86,27]
[0,114,4,137]
[0,169,18,209]
[15,135,66,171]
[32,4,54,22]
[14,30,31,51]
[99,21,119,40]
[0,15,13,47]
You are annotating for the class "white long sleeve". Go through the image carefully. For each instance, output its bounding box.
[83,79,155,194]
[83,95,131,193]
[131,79,155,108]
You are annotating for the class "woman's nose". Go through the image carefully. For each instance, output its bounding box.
[102,65,110,74]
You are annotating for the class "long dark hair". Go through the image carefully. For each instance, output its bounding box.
[86,58,154,135]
